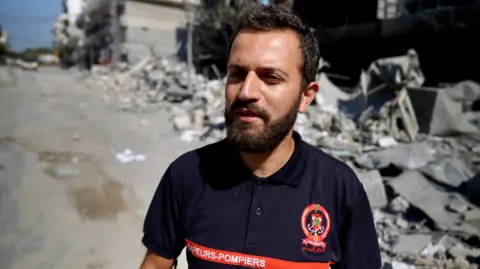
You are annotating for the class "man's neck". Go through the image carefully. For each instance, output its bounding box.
[239,131,295,178]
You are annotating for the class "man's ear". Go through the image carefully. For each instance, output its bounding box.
[299,82,319,113]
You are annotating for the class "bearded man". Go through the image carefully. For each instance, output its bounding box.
[140,4,381,269]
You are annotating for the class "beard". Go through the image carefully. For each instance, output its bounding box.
[224,96,301,153]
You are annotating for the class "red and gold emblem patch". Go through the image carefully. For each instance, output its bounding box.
[301,204,331,253]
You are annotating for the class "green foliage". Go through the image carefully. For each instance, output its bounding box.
[18,46,53,59]
[0,43,8,55]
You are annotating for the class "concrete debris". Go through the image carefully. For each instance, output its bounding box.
[354,142,438,170]
[378,136,398,148]
[310,112,333,131]
[316,72,350,110]
[173,114,193,131]
[388,196,410,214]
[418,157,473,188]
[115,149,146,163]
[389,171,465,230]
[364,48,425,90]
[355,169,388,208]
[85,49,480,268]
[393,234,432,255]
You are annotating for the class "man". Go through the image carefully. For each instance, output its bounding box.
[140,5,380,269]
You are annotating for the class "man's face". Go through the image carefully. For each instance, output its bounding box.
[224,29,317,153]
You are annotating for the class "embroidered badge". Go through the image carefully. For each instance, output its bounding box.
[301,203,330,253]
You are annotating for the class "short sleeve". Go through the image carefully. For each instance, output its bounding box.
[334,185,382,269]
[142,165,185,259]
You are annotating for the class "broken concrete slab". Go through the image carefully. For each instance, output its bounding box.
[393,233,432,255]
[388,196,410,213]
[317,135,363,152]
[388,171,462,230]
[428,87,480,136]
[395,88,419,141]
[449,242,480,261]
[378,136,398,148]
[445,194,469,214]
[450,207,480,239]
[355,169,388,208]
[419,157,474,188]
[173,114,192,131]
[315,72,350,110]
[355,142,438,170]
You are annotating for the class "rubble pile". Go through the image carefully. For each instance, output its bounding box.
[87,50,480,268]
[86,57,227,143]
[310,51,480,268]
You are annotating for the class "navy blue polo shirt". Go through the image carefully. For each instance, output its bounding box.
[142,131,381,269]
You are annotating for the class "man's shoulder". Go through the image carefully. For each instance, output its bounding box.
[163,139,232,194]
[169,139,230,173]
[301,140,362,192]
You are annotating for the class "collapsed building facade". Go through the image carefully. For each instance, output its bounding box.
[53,0,126,69]
[192,0,480,87]
[75,0,126,68]
[53,0,84,67]
[313,0,480,87]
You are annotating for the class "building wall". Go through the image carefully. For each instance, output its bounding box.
[121,0,187,62]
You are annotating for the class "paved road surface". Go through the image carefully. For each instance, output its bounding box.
[0,66,200,269]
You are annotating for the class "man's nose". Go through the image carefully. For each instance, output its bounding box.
[237,72,261,101]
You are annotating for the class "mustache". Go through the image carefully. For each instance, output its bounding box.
[228,100,269,120]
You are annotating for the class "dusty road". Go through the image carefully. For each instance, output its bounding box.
[0,66,200,269]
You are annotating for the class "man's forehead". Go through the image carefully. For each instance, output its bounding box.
[228,29,302,70]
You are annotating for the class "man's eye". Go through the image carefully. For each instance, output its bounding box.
[227,71,244,84]
[229,71,243,77]
[262,75,281,84]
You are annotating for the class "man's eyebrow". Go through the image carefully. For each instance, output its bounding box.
[227,64,289,78]
[259,66,289,78]
[227,64,244,71]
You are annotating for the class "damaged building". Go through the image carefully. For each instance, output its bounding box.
[73,0,126,68]
[304,0,480,87]
[190,0,480,86]
[120,0,192,64]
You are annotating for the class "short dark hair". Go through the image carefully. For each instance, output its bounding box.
[228,4,320,89]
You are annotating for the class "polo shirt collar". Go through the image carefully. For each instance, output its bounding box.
[226,131,307,187]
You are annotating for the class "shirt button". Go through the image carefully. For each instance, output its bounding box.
[256,208,262,215]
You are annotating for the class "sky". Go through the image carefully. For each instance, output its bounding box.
[0,0,62,52]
